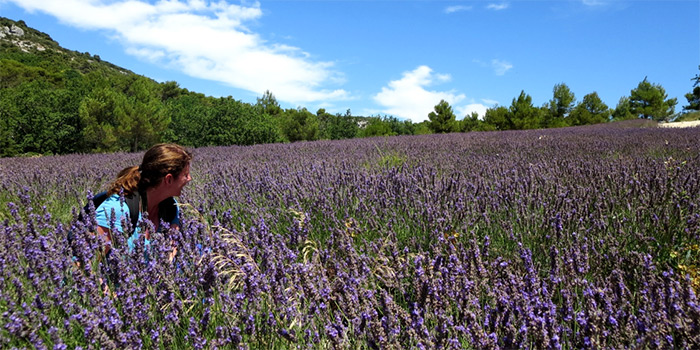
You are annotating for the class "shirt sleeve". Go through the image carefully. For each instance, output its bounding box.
[95,194,129,233]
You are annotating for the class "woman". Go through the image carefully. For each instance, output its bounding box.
[95,143,193,253]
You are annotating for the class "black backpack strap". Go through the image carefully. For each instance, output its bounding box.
[72,191,110,243]
[158,197,178,224]
[125,192,140,231]
[92,191,109,209]
[82,191,109,218]
[77,191,109,228]
[126,192,177,229]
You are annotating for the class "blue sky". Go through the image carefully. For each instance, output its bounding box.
[1,0,698,122]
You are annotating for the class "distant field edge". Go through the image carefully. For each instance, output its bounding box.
[659,120,700,128]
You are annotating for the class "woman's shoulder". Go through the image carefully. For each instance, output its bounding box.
[95,194,132,231]
[97,193,136,214]
[98,194,124,208]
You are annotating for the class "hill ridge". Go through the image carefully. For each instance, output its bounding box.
[0,16,134,75]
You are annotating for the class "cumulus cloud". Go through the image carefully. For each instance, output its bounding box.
[486,3,510,11]
[373,65,469,123]
[8,0,348,104]
[455,104,487,119]
[444,5,472,14]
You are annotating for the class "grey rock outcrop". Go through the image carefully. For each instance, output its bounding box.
[1,24,44,52]
[0,24,24,38]
[10,24,25,36]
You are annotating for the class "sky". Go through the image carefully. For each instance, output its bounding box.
[0,0,698,123]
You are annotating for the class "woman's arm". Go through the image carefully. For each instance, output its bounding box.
[167,223,179,263]
[95,225,113,255]
[166,200,181,262]
[96,225,112,242]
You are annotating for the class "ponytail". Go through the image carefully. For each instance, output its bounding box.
[107,166,140,195]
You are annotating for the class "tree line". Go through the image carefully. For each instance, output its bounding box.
[1,16,699,157]
[426,75,698,134]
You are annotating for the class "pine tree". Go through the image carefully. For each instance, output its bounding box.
[629,77,677,122]
[428,100,457,133]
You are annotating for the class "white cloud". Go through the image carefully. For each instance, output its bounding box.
[126,47,166,62]
[373,65,467,123]
[582,0,606,5]
[481,98,499,106]
[491,59,513,75]
[444,5,472,14]
[473,58,513,76]
[486,3,510,11]
[8,0,349,104]
[456,104,488,120]
[456,98,501,119]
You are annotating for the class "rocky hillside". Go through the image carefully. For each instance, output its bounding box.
[1,19,52,52]
[0,17,133,75]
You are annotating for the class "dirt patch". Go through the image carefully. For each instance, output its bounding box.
[659,120,700,128]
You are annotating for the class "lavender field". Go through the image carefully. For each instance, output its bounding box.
[1,120,699,349]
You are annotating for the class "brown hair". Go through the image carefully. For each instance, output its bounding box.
[108,143,193,196]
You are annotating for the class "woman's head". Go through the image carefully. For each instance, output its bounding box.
[108,143,193,196]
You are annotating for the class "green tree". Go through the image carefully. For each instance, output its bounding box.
[460,112,482,132]
[428,100,458,133]
[0,59,44,89]
[683,66,700,112]
[79,87,125,152]
[322,109,359,140]
[238,112,284,145]
[205,96,278,146]
[684,87,700,112]
[57,69,91,153]
[384,116,415,135]
[414,121,433,135]
[569,92,610,126]
[160,80,182,102]
[629,77,677,121]
[119,76,170,151]
[316,108,334,140]
[256,90,282,117]
[120,76,283,148]
[360,117,395,137]
[0,78,83,155]
[483,105,512,130]
[357,115,415,137]
[162,93,214,147]
[79,75,169,152]
[205,96,240,146]
[611,96,636,121]
[0,86,20,156]
[510,91,542,130]
[0,112,18,157]
[282,107,319,142]
[543,83,575,128]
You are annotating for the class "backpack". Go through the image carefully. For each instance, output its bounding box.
[83,191,141,230]
[81,191,178,232]
[70,191,178,268]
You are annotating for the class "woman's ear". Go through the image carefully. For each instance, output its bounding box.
[164,173,174,185]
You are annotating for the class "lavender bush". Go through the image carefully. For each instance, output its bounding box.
[1,120,699,349]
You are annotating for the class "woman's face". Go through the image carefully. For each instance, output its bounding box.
[170,163,192,196]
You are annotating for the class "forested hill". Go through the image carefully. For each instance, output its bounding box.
[1,17,694,157]
[0,17,366,157]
